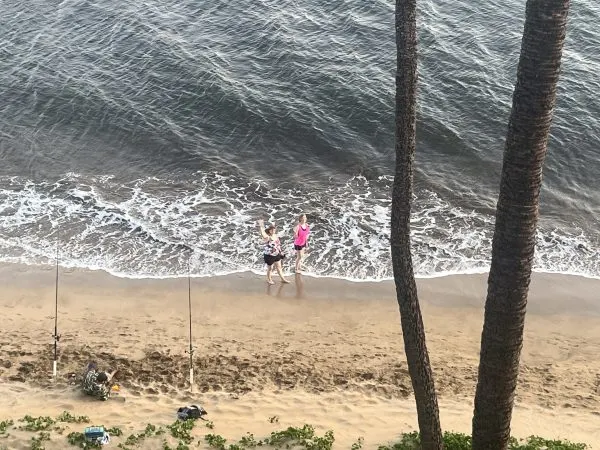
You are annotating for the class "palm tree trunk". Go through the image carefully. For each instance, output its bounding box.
[472,1,570,449]
[392,1,443,449]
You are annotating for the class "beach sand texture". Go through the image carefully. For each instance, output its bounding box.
[1,264,600,448]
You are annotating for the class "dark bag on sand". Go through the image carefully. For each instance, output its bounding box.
[177,405,207,420]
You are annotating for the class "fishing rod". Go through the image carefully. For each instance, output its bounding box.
[186,260,195,393]
[52,232,61,378]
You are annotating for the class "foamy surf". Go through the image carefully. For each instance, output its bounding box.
[0,172,597,282]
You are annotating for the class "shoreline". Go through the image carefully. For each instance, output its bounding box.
[1,262,599,447]
[2,261,599,316]
[2,258,599,284]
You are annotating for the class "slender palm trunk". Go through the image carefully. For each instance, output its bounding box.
[472,1,570,449]
[392,1,443,449]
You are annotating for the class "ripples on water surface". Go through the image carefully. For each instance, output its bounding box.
[0,0,599,280]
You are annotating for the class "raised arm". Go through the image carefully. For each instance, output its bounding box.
[106,368,119,383]
[257,219,269,239]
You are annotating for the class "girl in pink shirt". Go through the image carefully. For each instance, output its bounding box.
[293,214,310,273]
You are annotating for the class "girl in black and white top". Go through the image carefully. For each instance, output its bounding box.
[257,219,290,285]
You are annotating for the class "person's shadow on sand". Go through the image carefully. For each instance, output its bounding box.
[266,273,305,299]
[266,282,286,298]
[295,273,304,299]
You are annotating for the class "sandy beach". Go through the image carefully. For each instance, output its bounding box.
[1,263,600,449]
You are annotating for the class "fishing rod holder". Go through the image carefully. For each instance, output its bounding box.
[51,332,61,378]
[185,348,195,391]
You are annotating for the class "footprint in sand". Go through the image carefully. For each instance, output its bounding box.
[9,385,28,393]
[130,389,142,397]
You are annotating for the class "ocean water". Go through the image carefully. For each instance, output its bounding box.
[0,0,598,281]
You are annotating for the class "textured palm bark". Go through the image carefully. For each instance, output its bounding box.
[472,1,570,449]
[392,1,443,449]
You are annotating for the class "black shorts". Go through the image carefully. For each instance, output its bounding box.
[294,244,306,251]
[264,254,284,266]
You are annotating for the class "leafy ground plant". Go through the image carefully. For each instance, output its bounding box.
[162,440,193,450]
[205,425,335,450]
[56,412,90,424]
[166,419,196,444]
[238,433,258,448]
[510,436,587,450]
[20,415,56,432]
[377,432,587,450]
[30,431,51,450]
[0,419,13,435]
[118,423,164,449]
[106,426,124,437]
[264,424,335,450]
[0,412,590,450]
[352,437,365,450]
[204,433,227,450]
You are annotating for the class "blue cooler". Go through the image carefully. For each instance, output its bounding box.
[84,426,105,442]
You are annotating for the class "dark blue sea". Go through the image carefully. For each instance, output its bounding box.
[0,0,598,280]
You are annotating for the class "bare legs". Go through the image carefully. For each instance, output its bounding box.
[275,261,290,283]
[295,248,305,272]
[266,264,275,284]
[266,261,288,284]
[265,252,291,285]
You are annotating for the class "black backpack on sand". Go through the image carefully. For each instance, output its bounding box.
[177,405,207,420]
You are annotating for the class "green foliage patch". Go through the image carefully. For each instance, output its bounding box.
[0,419,13,435]
[20,415,55,432]
[56,412,90,424]
[0,412,590,450]
[30,431,51,450]
[204,424,335,450]
[166,419,196,444]
[264,424,335,450]
[117,423,164,449]
[377,432,587,450]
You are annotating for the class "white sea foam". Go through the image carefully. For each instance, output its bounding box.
[0,172,598,282]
